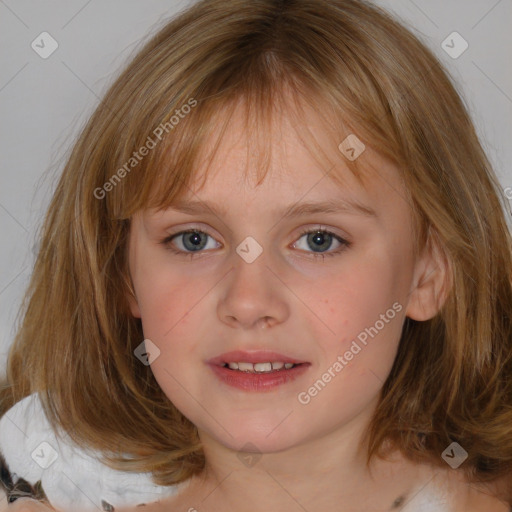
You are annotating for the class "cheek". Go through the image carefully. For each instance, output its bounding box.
[137,273,200,341]
[300,249,403,344]
[132,244,210,337]
[136,273,204,403]
[294,259,404,418]
[133,260,222,388]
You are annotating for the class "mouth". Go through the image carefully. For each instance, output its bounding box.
[221,361,304,373]
[207,350,310,391]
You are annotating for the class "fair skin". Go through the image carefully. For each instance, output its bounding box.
[9,104,508,511]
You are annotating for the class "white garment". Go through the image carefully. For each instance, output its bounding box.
[399,482,453,512]
[0,393,181,511]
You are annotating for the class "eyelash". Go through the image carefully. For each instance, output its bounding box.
[160,227,351,261]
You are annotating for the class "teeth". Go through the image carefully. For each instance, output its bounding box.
[224,362,297,372]
[254,362,272,372]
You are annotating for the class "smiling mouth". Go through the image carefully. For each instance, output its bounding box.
[221,362,303,373]
[210,357,310,391]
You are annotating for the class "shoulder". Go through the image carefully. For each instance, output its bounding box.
[429,466,510,512]
[458,478,511,512]
[393,456,510,512]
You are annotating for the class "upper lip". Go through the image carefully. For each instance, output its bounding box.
[207,350,308,366]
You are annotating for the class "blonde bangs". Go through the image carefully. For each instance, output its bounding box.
[103,61,383,222]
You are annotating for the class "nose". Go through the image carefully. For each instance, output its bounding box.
[217,251,290,330]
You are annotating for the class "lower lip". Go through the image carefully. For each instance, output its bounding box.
[208,363,310,392]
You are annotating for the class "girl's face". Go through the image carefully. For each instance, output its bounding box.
[127,103,438,454]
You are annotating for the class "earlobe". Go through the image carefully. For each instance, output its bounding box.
[405,230,452,321]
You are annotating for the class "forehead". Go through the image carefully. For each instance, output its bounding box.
[181,99,409,216]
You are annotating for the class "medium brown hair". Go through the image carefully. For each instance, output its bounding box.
[2,0,512,504]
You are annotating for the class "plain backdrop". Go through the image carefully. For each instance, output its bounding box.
[0,0,511,378]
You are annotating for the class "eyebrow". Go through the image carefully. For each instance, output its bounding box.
[166,198,377,219]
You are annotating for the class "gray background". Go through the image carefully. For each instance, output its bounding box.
[1,0,511,378]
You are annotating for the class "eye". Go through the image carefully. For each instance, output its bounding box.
[292,228,350,260]
[161,229,220,259]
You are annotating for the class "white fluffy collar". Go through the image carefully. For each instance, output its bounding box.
[0,393,180,510]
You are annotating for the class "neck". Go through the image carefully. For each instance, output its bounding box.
[187,403,421,512]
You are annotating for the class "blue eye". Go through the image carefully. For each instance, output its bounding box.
[162,229,219,257]
[293,228,350,259]
[161,227,350,260]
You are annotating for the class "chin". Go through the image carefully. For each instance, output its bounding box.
[202,421,307,455]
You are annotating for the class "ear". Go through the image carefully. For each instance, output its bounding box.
[405,229,451,321]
